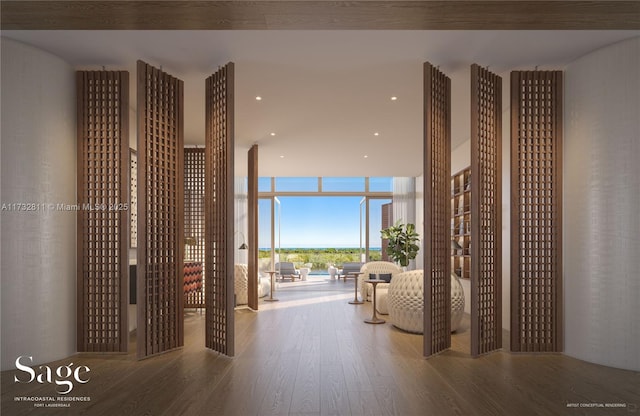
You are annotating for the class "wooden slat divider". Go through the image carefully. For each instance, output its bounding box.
[76,70,129,353]
[248,144,259,310]
[470,64,502,357]
[136,60,184,359]
[423,62,452,357]
[205,63,235,356]
[184,148,206,309]
[510,70,563,353]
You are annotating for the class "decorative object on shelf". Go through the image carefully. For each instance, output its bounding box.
[380,220,420,268]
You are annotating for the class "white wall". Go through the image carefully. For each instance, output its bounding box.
[1,38,77,370]
[564,37,640,371]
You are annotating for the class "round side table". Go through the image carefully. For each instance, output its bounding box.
[264,271,279,302]
[364,279,385,324]
[348,272,364,304]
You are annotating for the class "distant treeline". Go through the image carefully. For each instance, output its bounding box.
[257,247,382,270]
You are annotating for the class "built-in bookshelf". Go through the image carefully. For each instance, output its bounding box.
[451,166,471,279]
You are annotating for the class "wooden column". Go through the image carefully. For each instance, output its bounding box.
[205,63,235,356]
[136,60,184,359]
[248,145,259,310]
[470,64,502,357]
[77,70,129,353]
[510,70,563,352]
[423,62,452,357]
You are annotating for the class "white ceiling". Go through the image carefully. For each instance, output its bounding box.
[2,30,637,177]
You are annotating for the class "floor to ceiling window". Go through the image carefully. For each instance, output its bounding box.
[258,177,392,273]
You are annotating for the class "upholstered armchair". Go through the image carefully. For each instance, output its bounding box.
[234,264,271,306]
[357,261,403,306]
[387,270,465,333]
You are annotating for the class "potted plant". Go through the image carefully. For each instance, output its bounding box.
[380,220,420,268]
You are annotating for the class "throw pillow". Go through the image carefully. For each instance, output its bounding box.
[379,273,392,283]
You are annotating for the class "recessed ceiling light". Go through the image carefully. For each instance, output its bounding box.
[364,155,369,158]
[270,132,276,136]
[280,155,284,158]
[390,96,398,101]
[374,132,379,136]
[255,96,262,101]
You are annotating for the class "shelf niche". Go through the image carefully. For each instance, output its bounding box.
[451,166,471,279]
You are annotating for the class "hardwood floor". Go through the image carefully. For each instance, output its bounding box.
[2,277,639,415]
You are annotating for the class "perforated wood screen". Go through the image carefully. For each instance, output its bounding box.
[76,70,129,353]
[130,150,138,248]
[510,70,563,353]
[136,61,184,359]
[184,148,206,309]
[247,145,259,310]
[423,62,452,357]
[470,64,502,357]
[205,63,235,356]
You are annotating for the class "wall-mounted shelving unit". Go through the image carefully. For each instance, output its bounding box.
[451,166,471,279]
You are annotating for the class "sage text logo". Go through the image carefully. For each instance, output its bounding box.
[14,356,90,395]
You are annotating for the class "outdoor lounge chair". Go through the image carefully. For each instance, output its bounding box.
[275,262,299,281]
[337,262,363,282]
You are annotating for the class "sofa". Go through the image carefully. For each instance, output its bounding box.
[357,261,403,314]
[234,264,271,306]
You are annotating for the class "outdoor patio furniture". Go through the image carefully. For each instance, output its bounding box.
[337,262,364,282]
[275,262,299,281]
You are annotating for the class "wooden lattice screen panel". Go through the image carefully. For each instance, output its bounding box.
[247,144,259,310]
[470,64,502,357]
[205,63,235,356]
[77,70,129,352]
[510,70,563,353]
[184,148,206,309]
[136,60,184,359]
[130,150,138,248]
[423,62,452,357]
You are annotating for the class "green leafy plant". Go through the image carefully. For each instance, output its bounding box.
[380,220,420,267]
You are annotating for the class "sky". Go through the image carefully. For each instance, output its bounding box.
[258,196,390,248]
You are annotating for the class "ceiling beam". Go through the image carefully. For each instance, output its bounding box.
[2,1,638,30]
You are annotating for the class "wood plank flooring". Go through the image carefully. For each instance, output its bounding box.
[2,277,639,415]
